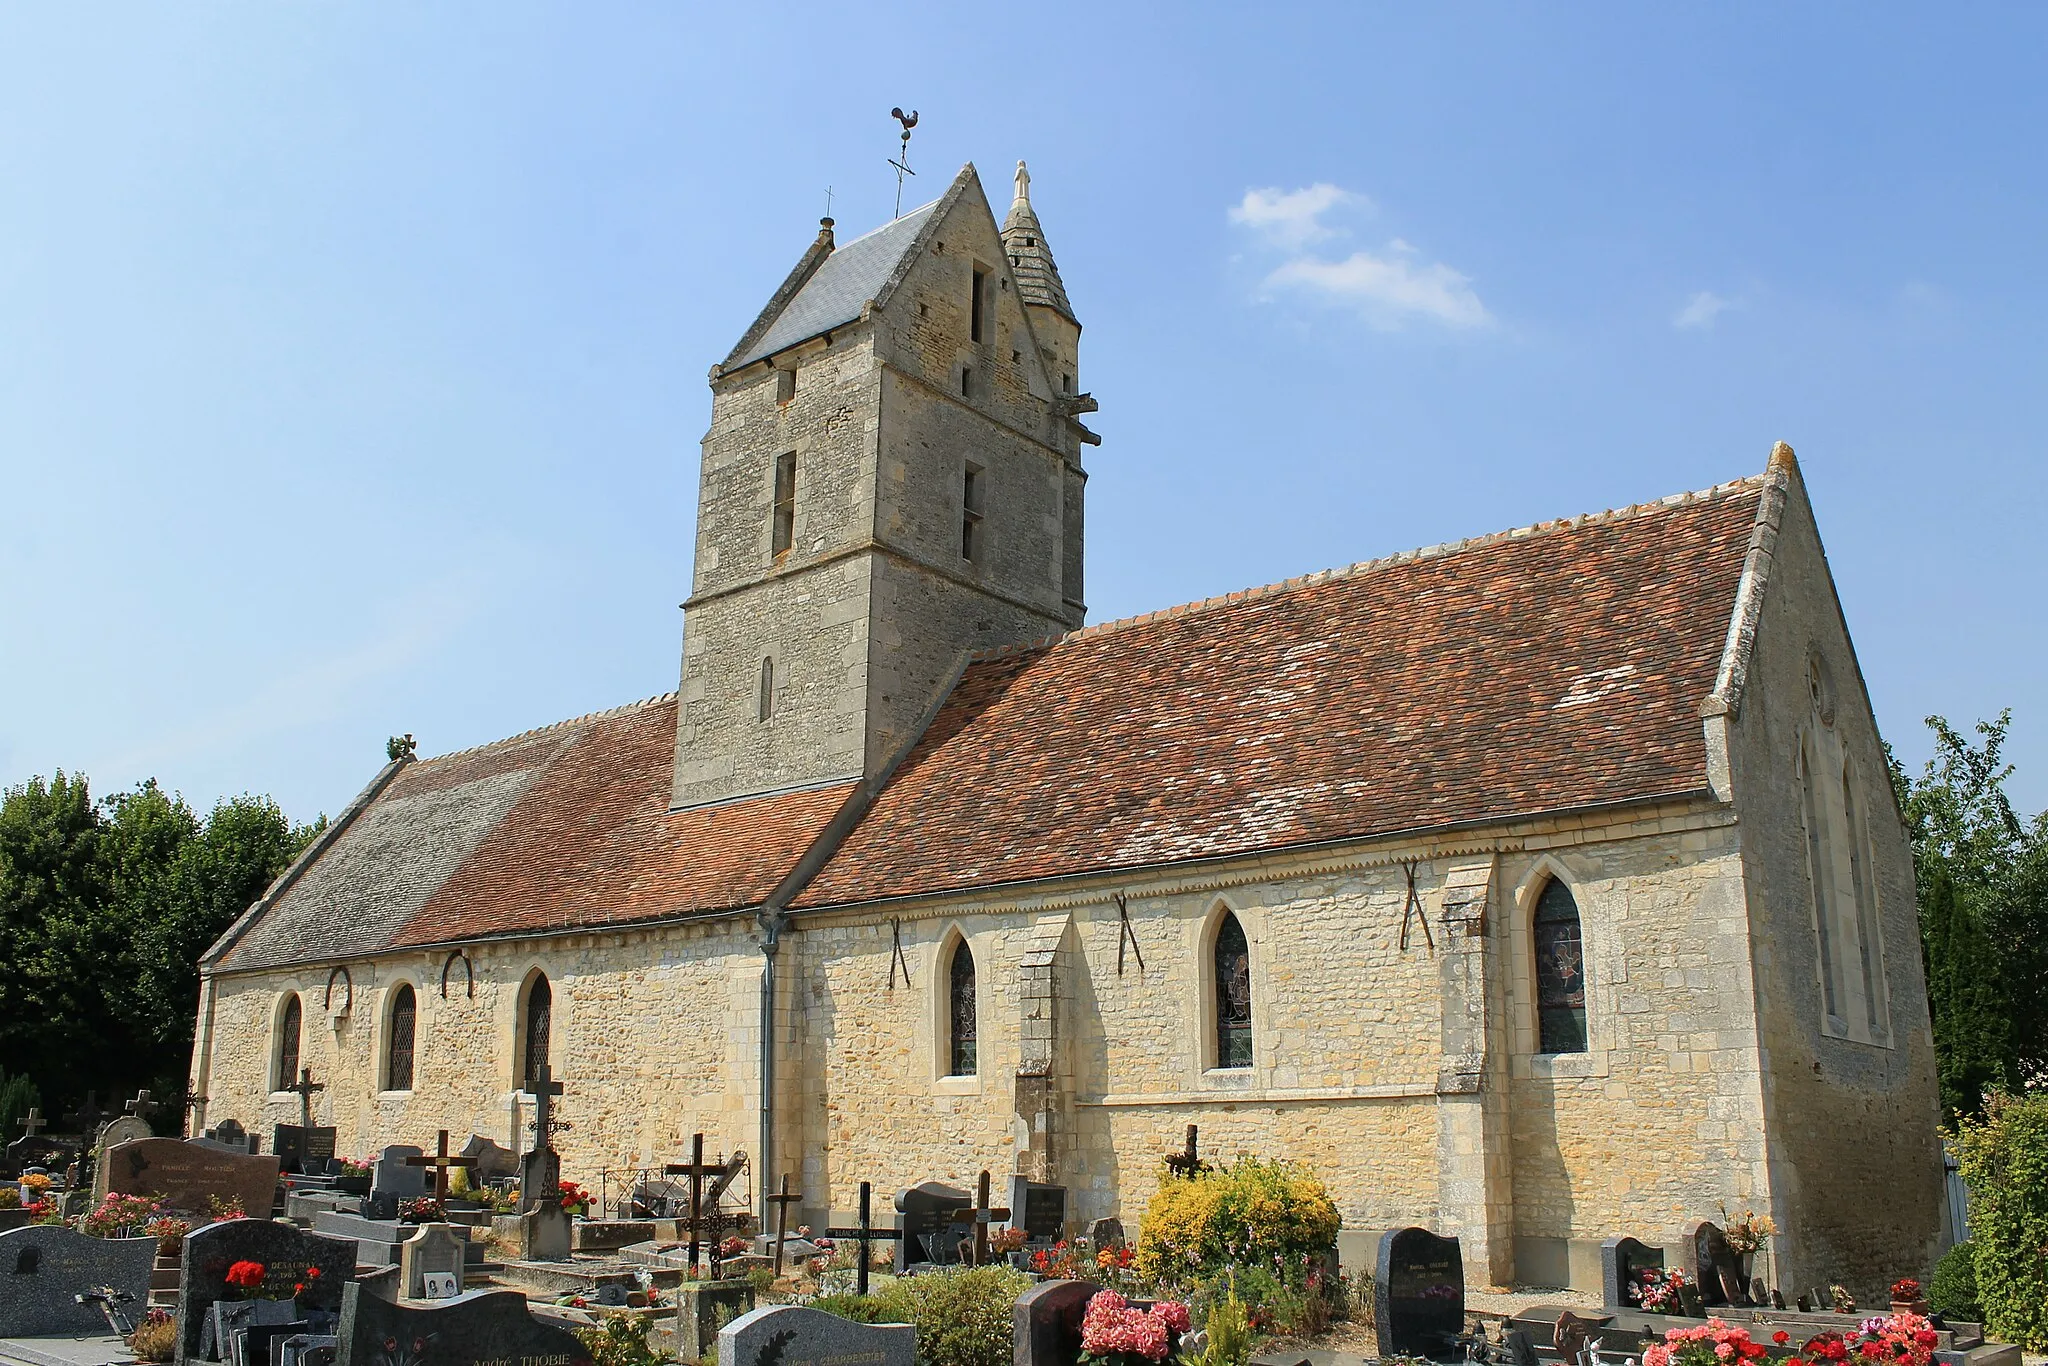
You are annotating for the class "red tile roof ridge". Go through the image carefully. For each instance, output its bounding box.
[964,471,1772,666]
[413,691,682,766]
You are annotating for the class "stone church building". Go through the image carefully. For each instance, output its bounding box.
[190,163,1941,1294]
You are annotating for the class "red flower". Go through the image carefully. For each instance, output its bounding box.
[1775,1334,1792,1346]
[225,1261,266,1290]
[306,1268,320,1279]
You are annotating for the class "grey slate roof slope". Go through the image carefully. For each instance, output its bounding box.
[726,199,940,370]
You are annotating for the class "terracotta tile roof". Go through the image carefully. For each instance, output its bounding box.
[218,695,854,968]
[795,478,1767,909]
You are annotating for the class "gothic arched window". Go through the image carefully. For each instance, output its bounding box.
[522,975,552,1087]
[275,994,302,1092]
[386,984,416,1091]
[947,940,977,1077]
[1533,881,1588,1054]
[1214,912,1253,1069]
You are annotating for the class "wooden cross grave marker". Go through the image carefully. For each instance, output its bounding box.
[407,1129,479,1202]
[286,1067,326,1128]
[823,1180,904,1297]
[1163,1123,1208,1177]
[766,1174,801,1274]
[18,1108,46,1139]
[947,1169,1011,1267]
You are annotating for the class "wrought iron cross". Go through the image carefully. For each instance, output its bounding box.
[664,1133,726,1273]
[69,1092,107,1137]
[823,1180,904,1297]
[1163,1123,1208,1177]
[407,1129,479,1202]
[286,1067,325,1129]
[947,1169,1012,1267]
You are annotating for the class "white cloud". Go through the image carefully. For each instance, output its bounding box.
[1228,184,1363,250]
[1674,290,1735,329]
[1265,250,1491,330]
[1230,183,1489,331]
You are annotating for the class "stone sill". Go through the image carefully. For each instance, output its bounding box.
[1077,1082,1436,1107]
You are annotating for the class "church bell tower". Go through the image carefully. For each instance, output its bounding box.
[670,162,1096,810]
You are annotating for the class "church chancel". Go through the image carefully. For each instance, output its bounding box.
[188,161,1942,1296]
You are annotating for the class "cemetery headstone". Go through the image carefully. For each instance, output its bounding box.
[0,1225,155,1336]
[1008,1176,1068,1243]
[458,1136,518,1183]
[367,1146,426,1219]
[893,1180,970,1270]
[238,1317,313,1366]
[177,1217,357,1366]
[203,1297,301,1364]
[674,1282,759,1364]
[1084,1217,1125,1249]
[1677,1282,1706,1318]
[274,1126,340,1177]
[520,1202,573,1262]
[106,1137,281,1218]
[90,1116,156,1199]
[1600,1236,1665,1309]
[717,1304,913,1366]
[335,1284,593,1366]
[399,1224,468,1301]
[517,1147,560,1216]
[1686,1221,1741,1308]
[1373,1226,1464,1360]
[1014,1279,1097,1366]
[210,1120,254,1153]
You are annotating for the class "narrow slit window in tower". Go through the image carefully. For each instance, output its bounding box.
[757,657,775,722]
[970,267,988,342]
[776,367,796,404]
[960,366,973,398]
[962,463,985,561]
[771,451,797,558]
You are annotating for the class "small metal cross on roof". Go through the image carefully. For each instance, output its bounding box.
[286,1067,325,1128]
[18,1108,46,1138]
[406,1129,479,1202]
[1163,1123,1208,1178]
[947,1169,1012,1267]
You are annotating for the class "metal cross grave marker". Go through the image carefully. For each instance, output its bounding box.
[823,1180,904,1297]
[1163,1123,1208,1177]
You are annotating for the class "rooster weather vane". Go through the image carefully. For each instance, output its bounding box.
[889,106,918,218]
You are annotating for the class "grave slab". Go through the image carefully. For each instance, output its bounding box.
[717,1304,913,1366]
[176,1218,356,1366]
[1600,1237,1666,1309]
[672,1281,756,1365]
[0,1226,155,1337]
[1014,1278,1097,1366]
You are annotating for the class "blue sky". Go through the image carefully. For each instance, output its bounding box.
[3,4,2044,823]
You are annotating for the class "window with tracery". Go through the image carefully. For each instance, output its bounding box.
[276,995,302,1092]
[523,975,552,1087]
[1533,880,1588,1055]
[1214,912,1253,1068]
[386,984,416,1091]
[948,940,977,1076]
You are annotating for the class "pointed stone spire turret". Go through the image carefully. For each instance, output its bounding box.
[1001,160,1076,324]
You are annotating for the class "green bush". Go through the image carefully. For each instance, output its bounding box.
[868,1265,1032,1366]
[574,1316,670,1366]
[1954,1092,2048,1349]
[1134,1156,1340,1290]
[1929,1241,1982,1322]
[808,1293,884,1324]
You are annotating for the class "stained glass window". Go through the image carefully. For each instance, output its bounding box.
[387,984,416,1091]
[1533,881,1588,1054]
[523,976,552,1087]
[276,995,301,1092]
[948,941,977,1076]
[1214,912,1253,1068]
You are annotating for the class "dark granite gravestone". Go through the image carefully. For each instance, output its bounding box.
[1685,1221,1742,1308]
[892,1181,970,1271]
[334,1283,594,1366]
[278,1333,339,1366]
[177,1218,357,1366]
[0,1226,156,1336]
[203,1297,301,1363]
[367,1147,425,1220]
[207,1120,256,1154]
[106,1137,281,1218]
[4,1135,74,1177]
[275,1127,341,1177]
[1008,1177,1068,1242]
[1014,1279,1097,1366]
[1600,1237,1665,1308]
[1373,1227,1464,1359]
[718,1304,914,1366]
[516,1148,559,1216]
[237,1314,312,1366]
[1084,1217,1125,1248]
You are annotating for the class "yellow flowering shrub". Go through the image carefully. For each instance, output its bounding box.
[1134,1157,1340,1287]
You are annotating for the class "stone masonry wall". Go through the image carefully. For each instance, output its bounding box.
[1723,466,1942,1301]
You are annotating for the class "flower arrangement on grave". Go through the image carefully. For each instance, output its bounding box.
[1780,1313,1940,1366]
[1721,1207,1778,1255]
[1030,1239,1099,1280]
[990,1227,1027,1256]
[224,1260,269,1300]
[337,1158,372,1179]
[397,1196,446,1224]
[81,1192,165,1238]
[207,1194,246,1221]
[1830,1286,1857,1313]
[719,1235,749,1258]
[1078,1290,1193,1366]
[19,1172,53,1196]
[128,1307,177,1363]
[144,1215,192,1256]
[557,1179,592,1215]
[0,1187,18,1209]
[1631,1266,1688,1314]
[1888,1279,1928,1313]
[25,1198,63,1225]
[1642,1319,1770,1366]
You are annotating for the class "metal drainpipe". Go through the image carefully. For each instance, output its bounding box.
[757,908,787,1231]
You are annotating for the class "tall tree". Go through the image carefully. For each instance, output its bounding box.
[1895,712,2048,1117]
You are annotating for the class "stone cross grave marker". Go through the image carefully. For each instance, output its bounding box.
[947,1169,1011,1266]
[105,1136,281,1219]
[1601,1236,1666,1309]
[893,1180,970,1272]
[398,1224,468,1301]
[286,1069,325,1129]
[0,1225,156,1337]
[126,1089,159,1125]
[407,1130,478,1202]
[1015,1279,1098,1366]
[368,1145,426,1219]
[1374,1226,1465,1360]
[176,1217,356,1366]
[335,1283,593,1366]
[766,1173,800,1274]
[1009,1175,1068,1243]
[825,1181,904,1297]
[718,1304,913,1366]
[18,1109,45,1140]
